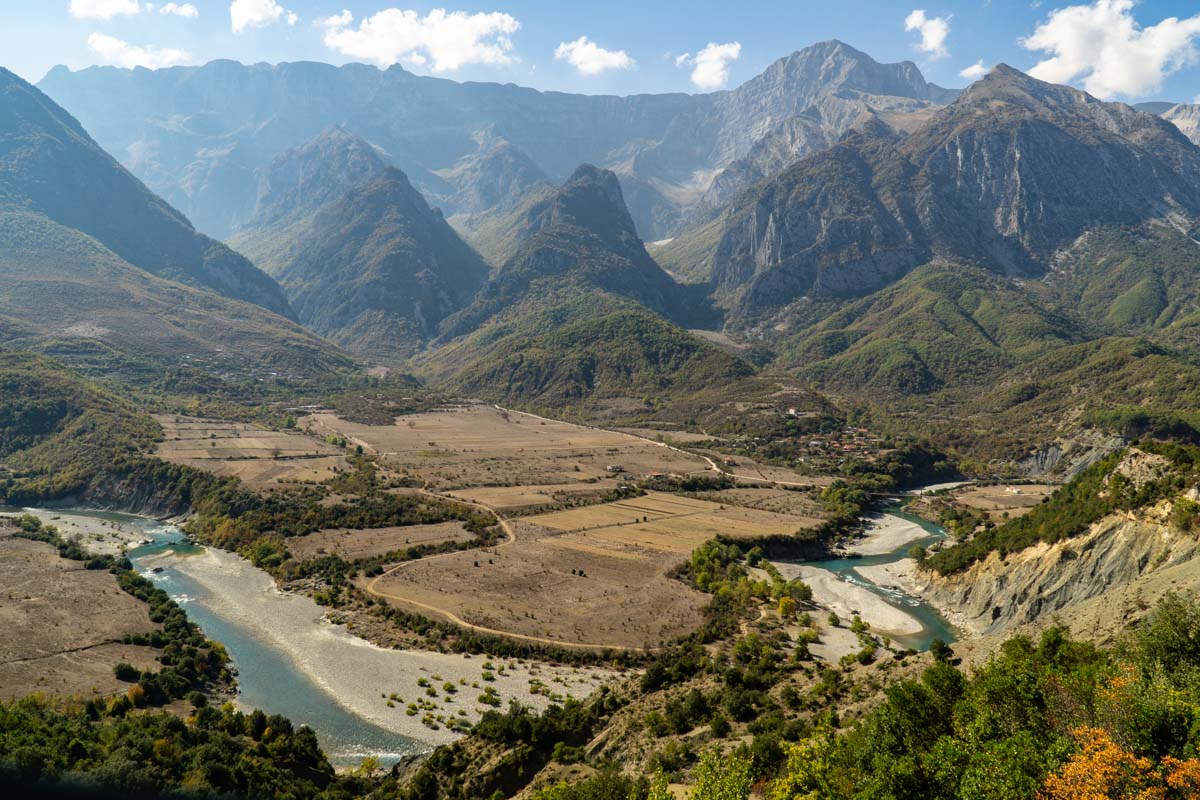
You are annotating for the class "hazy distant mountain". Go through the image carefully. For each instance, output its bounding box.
[37,41,954,241]
[0,67,349,380]
[1162,103,1200,146]
[424,165,748,408]
[232,130,490,364]
[242,126,391,231]
[0,67,291,317]
[431,133,552,219]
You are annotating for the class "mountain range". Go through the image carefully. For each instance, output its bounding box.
[8,42,1200,459]
[36,41,956,242]
[230,128,491,364]
[0,67,350,382]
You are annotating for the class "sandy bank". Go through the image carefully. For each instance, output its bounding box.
[147,547,619,746]
[903,481,973,496]
[12,508,152,556]
[847,513,930,556]
[774,562,923,636]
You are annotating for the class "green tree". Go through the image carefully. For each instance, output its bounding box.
[690,747,752,800]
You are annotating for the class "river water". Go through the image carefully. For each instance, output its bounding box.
[8,498,954,767]
[791,506,958,651]
[18,508,428,770]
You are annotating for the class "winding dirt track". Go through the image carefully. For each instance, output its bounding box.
[363,490,662,652]
[333,405,807,652]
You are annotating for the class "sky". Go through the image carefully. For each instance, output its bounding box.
[3,1,1200,103]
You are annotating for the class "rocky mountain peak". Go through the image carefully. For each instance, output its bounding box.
[528,164,640,249]
[749,40,956,106]
[245,126,389,230]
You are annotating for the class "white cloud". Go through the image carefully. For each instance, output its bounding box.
[554,36,634,76]
[316,10,354,29]
[69,0,140,19]
[319,8,520,71]
[87,32,191,69]
[960,59,988,80]
[159,2,198,17]
[1021,0,1200,99]
[230,0,294,34]
[905,10,951,59]
[676,41,741,90]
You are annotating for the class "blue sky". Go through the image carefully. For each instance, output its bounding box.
[4,1,1200,102]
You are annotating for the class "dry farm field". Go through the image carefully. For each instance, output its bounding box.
[161,404,829,650]
[527,491,816,554]
[286,522,475,561]
[155,415,350,490]
[948,484,1058,521]
[442,482,621,514]
[364,491,823,649]
[302,405,713,490]
[0,524,162,700]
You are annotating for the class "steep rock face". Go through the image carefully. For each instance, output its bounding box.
[912,506,1200,638]
[709,66,1200,321]
[0,67,292,317]
[37,41,954,240]
[1163,103,1200,146]
[700,113,838,212]
[694,40,955,214]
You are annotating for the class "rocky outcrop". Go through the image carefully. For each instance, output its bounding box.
[707,65,1200,321]
[911,502,1199,638]
[1017,431,1126,480]
[1162,103,1200,146]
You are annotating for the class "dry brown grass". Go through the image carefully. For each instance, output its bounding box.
[287,522,475,561]
[365,492,821,648]
[363,520,708,649]
[701,487,826,517]
[0,529,162,700]
[155,415,349,490]
[443,482,621,514]
[302,405,712,491]
[527,492,819,554]
[951,484,1058,521]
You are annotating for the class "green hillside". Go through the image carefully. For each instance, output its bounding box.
[424,292,753,413]
[0,210,353,384]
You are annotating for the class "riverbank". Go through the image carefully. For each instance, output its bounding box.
[846,513,930,556]
[142,546,620,748]
[774,562,923,636]
[12,507,157,556]
[854,559,973,635]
